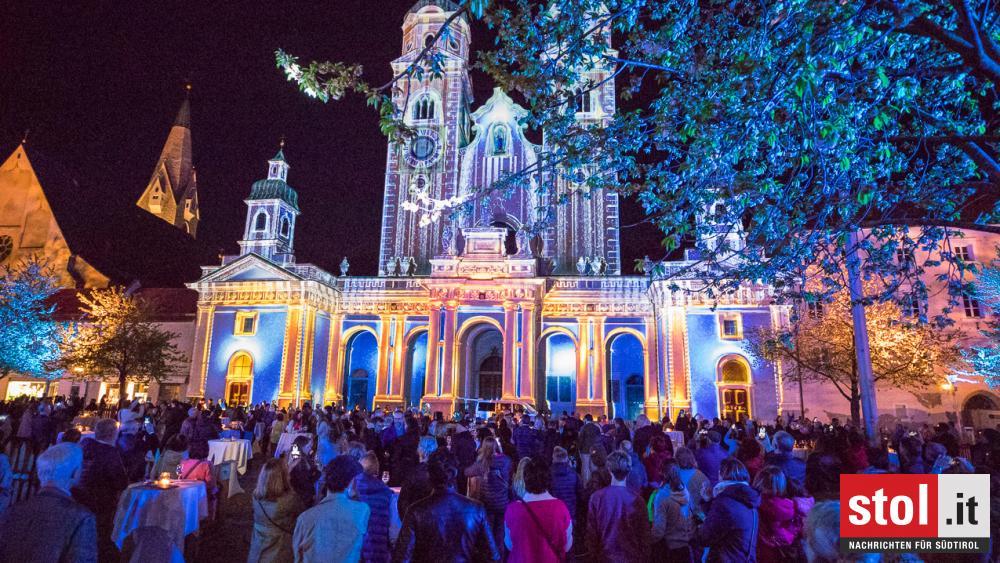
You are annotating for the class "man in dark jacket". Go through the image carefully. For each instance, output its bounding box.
[585,451,650,562]
[355,452,396,563]
[0,443,97,563]
[632,414,662,459]
[762,431,806,486]
[577,414,602,483]
[448,425,477,495]
[694,431,729,485]
[511,416,539,460]
[390,419,422,486]
[72,419,128,562]
[549,446,582,519]
[393,450,499,562]
[696,459,761,562]
[398,436,437,518]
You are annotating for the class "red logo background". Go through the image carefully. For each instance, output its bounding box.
[840,474,939,538]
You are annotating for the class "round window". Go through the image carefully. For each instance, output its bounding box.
[410,135,436,161]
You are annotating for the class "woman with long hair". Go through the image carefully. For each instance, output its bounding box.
[248,459,306,563]
[465,436,512,554]
[511,456,531,499]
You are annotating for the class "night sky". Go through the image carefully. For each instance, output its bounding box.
[1,1,661,276]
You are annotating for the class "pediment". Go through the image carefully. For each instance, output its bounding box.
[198,254,301,284]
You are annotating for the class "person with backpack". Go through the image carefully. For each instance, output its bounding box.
[650,462,694,562]
[503,457,572,563]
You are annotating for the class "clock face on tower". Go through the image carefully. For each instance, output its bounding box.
[404,131,441,168]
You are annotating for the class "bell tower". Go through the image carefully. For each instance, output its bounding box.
[239,144,300,265]
[378,0,473,275]
[543,7,621,275]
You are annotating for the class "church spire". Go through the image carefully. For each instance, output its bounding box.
[136,85,200,237]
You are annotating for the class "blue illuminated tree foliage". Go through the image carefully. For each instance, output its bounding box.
[963,263,1000,388]
[0,260,62,380]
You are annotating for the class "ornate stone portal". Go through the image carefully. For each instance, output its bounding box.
[429,227,537,279]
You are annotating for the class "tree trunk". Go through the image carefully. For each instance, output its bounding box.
[846,231,879,442]
[850,384,862,427]
[119,371,128,407]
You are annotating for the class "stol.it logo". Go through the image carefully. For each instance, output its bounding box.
[840,474,990,553]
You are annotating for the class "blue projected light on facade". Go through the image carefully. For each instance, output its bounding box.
[544,333,576,415]
[607,333,645,420]
[206,307,287,403]
[310,314,332,403]
[344,330,378,410]
[406,332,429,407]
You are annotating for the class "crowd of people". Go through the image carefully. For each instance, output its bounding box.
[0,393,998,562]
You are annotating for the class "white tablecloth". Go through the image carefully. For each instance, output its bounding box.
[207,439,251,475]
[274,432,312,458]
[112,480,208,549]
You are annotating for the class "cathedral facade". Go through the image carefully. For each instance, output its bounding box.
[186,1,782,421]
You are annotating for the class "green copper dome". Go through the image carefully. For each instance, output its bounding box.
[249,178,299,210]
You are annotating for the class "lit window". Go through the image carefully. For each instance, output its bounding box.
[806,301,824,319]
[570,88,592,114]
[280,218,291,238]
[720,314,742,339]
[963,295,982,318]
[412,95,436,121]
[491,125,510,156]
[955,245,974,262]
[234,312,258,336]
[254,211,268,232]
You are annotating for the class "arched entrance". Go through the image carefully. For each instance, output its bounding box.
[343,330,378,410]
[962,392,1000,427]
[717,356,752,421]
[226,351,253,406]
[606,332,645,420]
[540,331,577,415]
[403,331,429,408]
[457,320,504,410]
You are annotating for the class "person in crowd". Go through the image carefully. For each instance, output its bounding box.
[60,427,82,444]
[179,408,199,442]
[448,423,478,495]
[269,413,286,457]
[548,446,582,520]
[840,431,869,474]
[577,414,602,483]
[152,434,188,478]
[643,434,672,488]
[694,430,729,486]
[31,402,56,453]
[803,501,839,563]
[618,440,648,494]
[464,436,512,551]
[503,457,572,563]
[674,447,709,522]
[179,439,219,518]
[353,452,399,563]
[763,431,806,486]
[585,451,650,562]
[249,458,306,563]
[754,465,815,562]
[736,437,765,480]
[512,415,539,460]
[650,462,694,562]
[287,435,321,508]
[390,417,421,486]
[512,456,531,499]
[696,458,761,562]
[293,455,370,563]
[393,449,499,562]
[898,434,926,474]
[398,436,436,518]
[0,443,97,563]
[73,418,128,562]
[632,414,661,460]
[805,434,842,502]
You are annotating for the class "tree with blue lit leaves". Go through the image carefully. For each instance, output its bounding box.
[961,261,1000,387]
[279,0,998,436]
[0,260,62,380]
[58,287,186,402]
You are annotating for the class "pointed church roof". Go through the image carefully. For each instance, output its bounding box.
[154,94,195,200]
[0,141,214,287]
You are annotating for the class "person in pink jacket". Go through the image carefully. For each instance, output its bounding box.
[752,465,814,562]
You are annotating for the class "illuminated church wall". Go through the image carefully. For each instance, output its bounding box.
[204,306,288,402]
[309,313,331,403]
[686,309,778,420]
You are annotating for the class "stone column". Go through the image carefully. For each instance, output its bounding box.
[501,302,518,400]
[643,315,662,420]
[373,315,393,410]
[518,305,536,404]
[278,305,304,407]
[324,314,344,405]
[423,304,443,398]
[436,303,458,412]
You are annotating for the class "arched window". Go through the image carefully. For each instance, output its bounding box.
[424,34,435,48]
[412,95,436,121]
[254,211,268,232]
[228,352,253,379]
[718,357,751,421]
[720,359,749,384]
[280,217,291,237]
[491,125,510,156]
